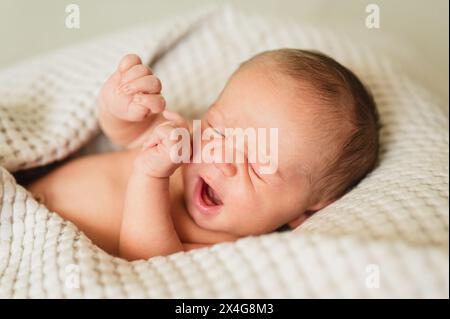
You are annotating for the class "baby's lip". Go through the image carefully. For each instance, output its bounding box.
[200,174,223,202]
[203,179,223,206]
[193,177,222,216]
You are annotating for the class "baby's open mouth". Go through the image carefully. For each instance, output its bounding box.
[201,179,223,206]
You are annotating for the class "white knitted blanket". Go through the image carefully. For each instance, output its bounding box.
[0,6,448,298]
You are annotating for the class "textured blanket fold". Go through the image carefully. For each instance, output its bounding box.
[0,6,448,298]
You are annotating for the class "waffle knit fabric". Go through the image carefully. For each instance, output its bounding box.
[0,7,448,298]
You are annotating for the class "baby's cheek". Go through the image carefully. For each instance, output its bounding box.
[230,190,261,215]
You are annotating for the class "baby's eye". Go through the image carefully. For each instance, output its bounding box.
[249,163,262,180]
[211,127,225,137]
[206,119,224,137]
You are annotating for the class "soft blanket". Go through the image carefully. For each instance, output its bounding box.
[0,6,448,298]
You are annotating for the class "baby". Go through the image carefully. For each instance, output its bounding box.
[27,49,379,261]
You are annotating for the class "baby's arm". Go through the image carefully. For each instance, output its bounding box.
[119,111,189,261]
[97,54,166,149]
[120,172,183,260]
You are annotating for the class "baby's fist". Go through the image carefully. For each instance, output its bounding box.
[134,110,191,178]
[99,54,165,122]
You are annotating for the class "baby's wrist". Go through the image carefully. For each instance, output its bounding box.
[131,165,173,180]
[129,169,170,193]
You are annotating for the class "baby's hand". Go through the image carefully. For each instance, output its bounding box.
[134,110,191,178]
[98,54,165,122]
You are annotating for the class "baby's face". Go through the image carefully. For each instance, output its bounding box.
[182,62,327,236]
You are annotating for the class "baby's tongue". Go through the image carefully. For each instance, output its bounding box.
[203,183,222,206]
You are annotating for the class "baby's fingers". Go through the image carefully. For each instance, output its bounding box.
[120,64,153,85]
[141,133,160,150]
[155,122,186,146]
[155,122,177,140]
[162,110,188,129]
[131,93,165,114]
[117,54,142,73]
[119,75,161,95]
[126,103,150,122]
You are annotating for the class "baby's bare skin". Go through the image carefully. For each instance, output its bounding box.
[27,150,235,256]
[27,54,239,259]
[27,53,331,261]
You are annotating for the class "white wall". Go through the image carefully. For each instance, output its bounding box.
[0,0,448,100]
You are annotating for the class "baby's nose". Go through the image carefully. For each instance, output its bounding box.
[213,162,237,177]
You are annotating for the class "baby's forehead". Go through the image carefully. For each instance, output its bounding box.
[207,62,337,176]
[210,87,311,129]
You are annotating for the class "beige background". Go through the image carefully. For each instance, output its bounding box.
[0,0,448,101]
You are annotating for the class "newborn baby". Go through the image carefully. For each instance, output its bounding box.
[27,49,379,261]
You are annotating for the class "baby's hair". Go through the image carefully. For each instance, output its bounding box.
[243,48,380,202]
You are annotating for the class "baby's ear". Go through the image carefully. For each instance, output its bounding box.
[288,200,332,229]
[287,214,310,229]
